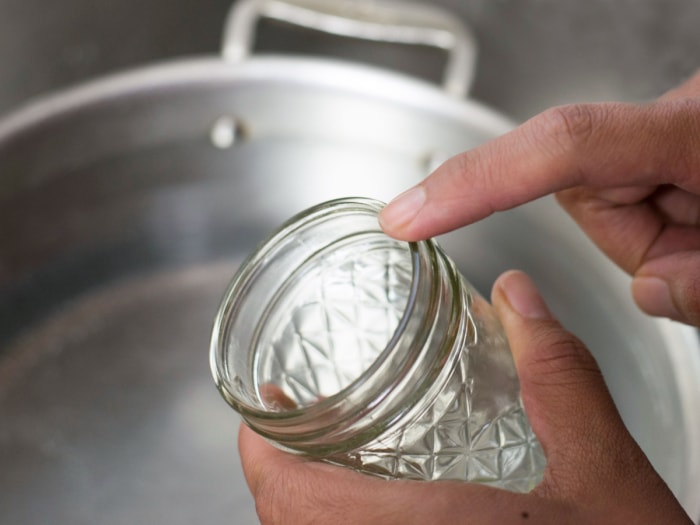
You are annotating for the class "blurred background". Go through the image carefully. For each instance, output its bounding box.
[2,0,700,121]
[2,1,700,524]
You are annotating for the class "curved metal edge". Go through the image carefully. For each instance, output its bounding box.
[221,0,477,98]
[656,319,700,521]
[0,55,513,145]
[0,53,698,521]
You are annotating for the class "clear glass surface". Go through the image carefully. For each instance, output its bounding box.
[211,198,544,491]
[333,280,545,491]
[254,234,413,409]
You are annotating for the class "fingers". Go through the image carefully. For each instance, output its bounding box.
[379,98,700,242]
[491,271,687,520]
[490,271,626,478]
[236,272,690,524]
[633,251,700,325]
[238,424,572,525]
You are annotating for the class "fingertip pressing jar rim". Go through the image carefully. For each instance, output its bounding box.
[210,197,462,452]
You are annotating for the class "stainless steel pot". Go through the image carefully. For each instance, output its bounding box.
[1,1,699,522]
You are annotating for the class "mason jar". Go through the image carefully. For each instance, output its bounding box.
[210,197,545,492]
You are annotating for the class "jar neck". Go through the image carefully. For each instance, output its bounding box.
[242,237,469,455]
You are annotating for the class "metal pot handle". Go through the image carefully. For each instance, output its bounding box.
[221,0,477,98]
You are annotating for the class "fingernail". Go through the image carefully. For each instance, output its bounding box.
[632,277,683,321]
[378,185,426,230]
[499,270,552,320]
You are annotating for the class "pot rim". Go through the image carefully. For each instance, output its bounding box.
[0,54,514,143]
[0,52,698,520]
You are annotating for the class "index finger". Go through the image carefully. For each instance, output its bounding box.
[378,100,700,241]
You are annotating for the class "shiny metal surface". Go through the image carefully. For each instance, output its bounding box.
[2,0,700,119]
[1,55,700,522]
[2,1,700,523]
[1,263,253,523]
[222,0,477,97]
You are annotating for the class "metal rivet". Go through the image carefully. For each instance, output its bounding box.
[210,116,246,149]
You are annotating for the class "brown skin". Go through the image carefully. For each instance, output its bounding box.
[238,72,700,523]
[239,272,692,524]
[379,71,700,326]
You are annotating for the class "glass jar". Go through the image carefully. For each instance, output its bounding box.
[210,197,545,492]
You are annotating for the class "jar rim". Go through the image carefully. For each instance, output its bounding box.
[210,197,432,434]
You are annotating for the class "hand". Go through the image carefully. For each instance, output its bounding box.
[238,271,692,524]
[379,71,700,326]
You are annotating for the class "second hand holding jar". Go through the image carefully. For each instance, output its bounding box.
[211,197,545,492]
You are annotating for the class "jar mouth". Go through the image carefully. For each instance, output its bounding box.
[210,198,433,438]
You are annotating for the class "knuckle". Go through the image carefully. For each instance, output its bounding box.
[532,104,604,160]
[449,150,477,190]
[451,148,486,190]
[521,328,602,387]
[652,99,700,182]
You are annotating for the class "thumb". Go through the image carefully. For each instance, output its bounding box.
[490,271,666,506]
[633,251,700,326]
